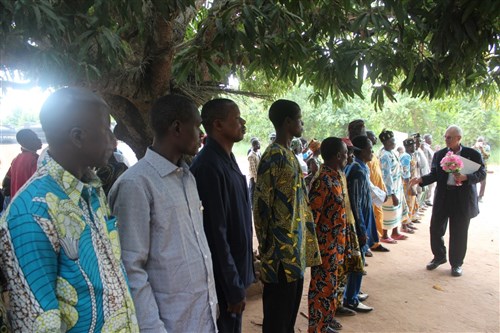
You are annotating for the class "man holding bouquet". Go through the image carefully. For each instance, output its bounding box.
[410,125,485,277]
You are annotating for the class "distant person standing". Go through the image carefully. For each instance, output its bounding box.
[191,99,255,333]
[366,131,390,253]
[400,138,420,226]
[254,99,321,333]
[422,134,435,205]
[3,129,42,199]
[307,137,350,332]
[379,129,409,243]
[344,135,375,313]
[414,134,430,208]
[411,125,486,277]
[474,136,490,202]
[247,138,261,203]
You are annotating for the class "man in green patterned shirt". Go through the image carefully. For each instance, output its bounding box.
[254,99,321,333]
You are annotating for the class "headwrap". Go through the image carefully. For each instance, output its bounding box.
[290,138,302,151]
[403,138,415,147]
[378,129,394,143]
[308,139,321,153]
[348,119,366,140]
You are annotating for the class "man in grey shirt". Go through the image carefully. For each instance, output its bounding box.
[109,95,218,333]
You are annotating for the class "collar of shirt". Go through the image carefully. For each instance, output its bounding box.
[20,147,39,157]
[448,145,463,155]
[320,164,342,179]
[44,154,102,206]
[204,137,242,171]
[354,156,368,169]
[145,147,190,177]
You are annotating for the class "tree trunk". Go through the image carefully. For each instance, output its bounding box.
[103,94,153,159]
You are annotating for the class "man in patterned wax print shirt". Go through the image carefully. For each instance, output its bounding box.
[254,99,321,333]
[0,88,139,332]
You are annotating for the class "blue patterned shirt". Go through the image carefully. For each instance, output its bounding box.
[0,154,138,332]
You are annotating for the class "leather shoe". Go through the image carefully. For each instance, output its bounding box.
[426,258,447,270]
[336,306,356,316]
[451,266,463,277]
[372,244,390,252]
[358,292,369,302]
[345,301,373,313]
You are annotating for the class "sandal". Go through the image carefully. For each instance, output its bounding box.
[380,237,397,244]
[401,226,415,234]
[392,233,408,240]
[331,318,343,330]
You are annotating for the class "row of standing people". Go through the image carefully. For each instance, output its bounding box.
[0,87,487,333]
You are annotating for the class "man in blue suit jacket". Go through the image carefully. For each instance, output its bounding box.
[411,125,485,277]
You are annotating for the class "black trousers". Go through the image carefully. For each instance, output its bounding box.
[249,178,256,205]
[262,265,303,333]
[430,191,471,267]
[216,286,242,333]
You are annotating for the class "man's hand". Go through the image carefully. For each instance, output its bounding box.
[409,177,422,187]
[453,173,468,182]
[227,298,246,315]
[391,194,399,207]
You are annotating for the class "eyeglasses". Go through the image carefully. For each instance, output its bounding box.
[443,136,456,140]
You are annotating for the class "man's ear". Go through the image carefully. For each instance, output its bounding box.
[212,118,224,133]
[171,120,182,136]
[69,127,86,149]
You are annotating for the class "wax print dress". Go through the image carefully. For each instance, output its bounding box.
[307,165,348,333]
[380,149,409,229]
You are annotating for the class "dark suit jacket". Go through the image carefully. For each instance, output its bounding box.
[191,137,255,305]
[421,145,486,219]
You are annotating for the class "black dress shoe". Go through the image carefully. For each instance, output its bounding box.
[372,244,390,252]
[451,266,463,277]
[336,306,357,316]
[426,258,447,270]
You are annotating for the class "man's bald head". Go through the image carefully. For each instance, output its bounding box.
[40,88,109,146]
[39,88,113,171]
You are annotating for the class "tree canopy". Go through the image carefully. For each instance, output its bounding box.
[1,0,499,156]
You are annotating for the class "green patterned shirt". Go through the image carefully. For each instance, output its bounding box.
[253,143,321,283]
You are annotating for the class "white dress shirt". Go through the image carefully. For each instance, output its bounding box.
[109,148,218,333]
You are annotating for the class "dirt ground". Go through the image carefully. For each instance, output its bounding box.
[243,167,500,333]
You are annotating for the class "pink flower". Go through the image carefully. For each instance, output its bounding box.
[440,152,462,173]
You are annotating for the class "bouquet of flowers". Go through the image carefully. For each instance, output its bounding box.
[440,152,464,185]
